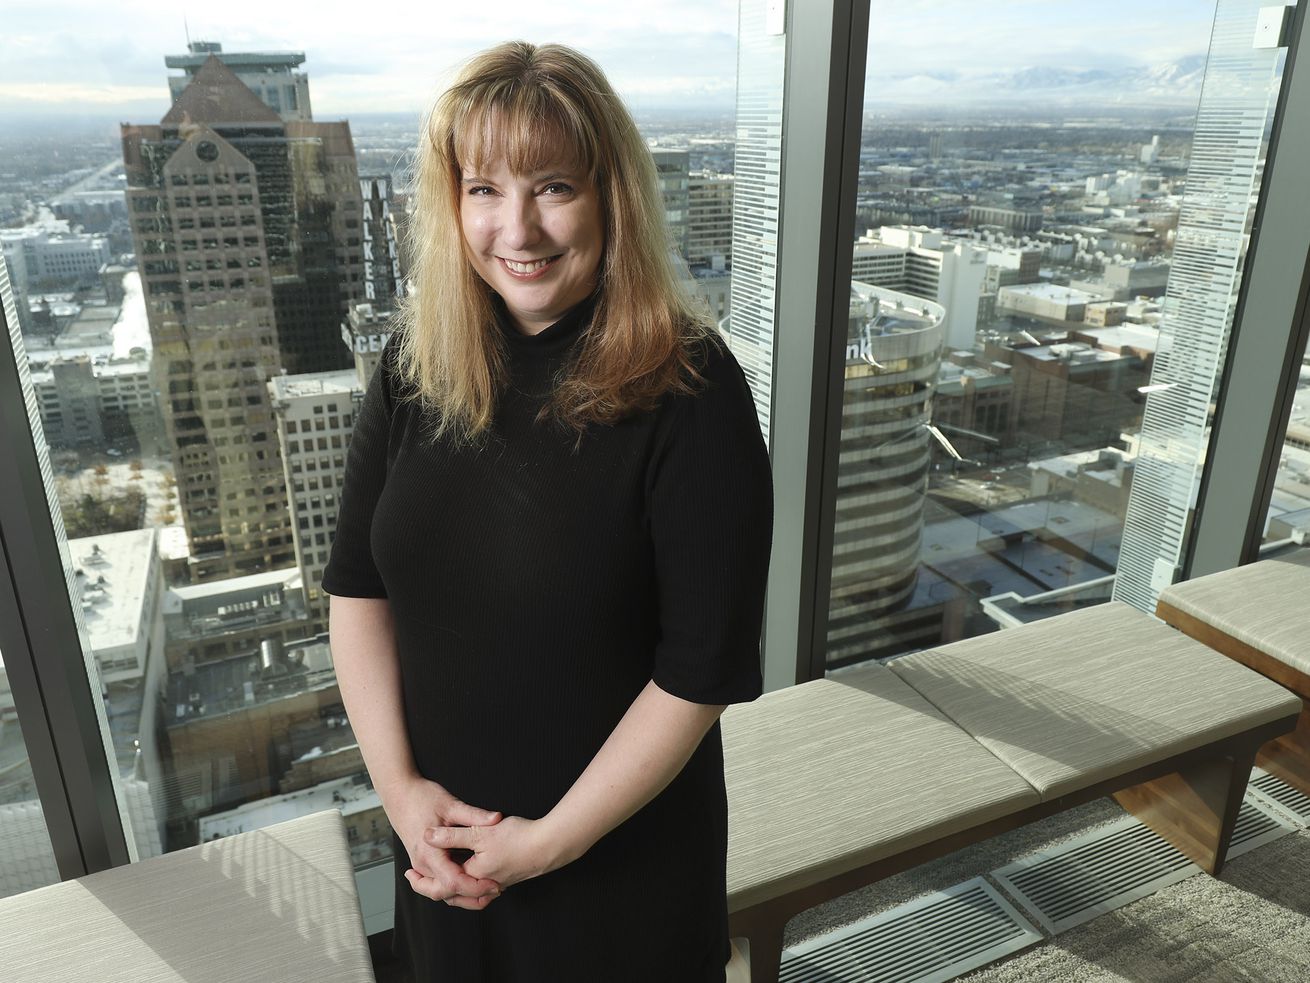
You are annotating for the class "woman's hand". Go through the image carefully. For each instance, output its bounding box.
[385,776,504,910]
[420,816,570,892]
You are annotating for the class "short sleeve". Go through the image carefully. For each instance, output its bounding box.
[646,335,773,705]
[320,341,398,599]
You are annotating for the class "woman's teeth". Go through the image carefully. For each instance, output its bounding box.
[503,256,557,273]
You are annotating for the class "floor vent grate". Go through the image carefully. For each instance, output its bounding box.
[991,817,1200,935]
[1247,768,1310,827]
[779,878,1041,983]
[1225,796,1296,861]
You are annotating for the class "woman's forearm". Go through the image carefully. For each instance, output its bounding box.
[333,595,503,906]
[328,595,420,809]
[539,680,726,866]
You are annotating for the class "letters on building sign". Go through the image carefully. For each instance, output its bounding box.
[352,332,392,353]
[846,337,875,363]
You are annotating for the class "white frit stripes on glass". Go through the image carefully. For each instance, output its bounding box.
[726,0,786,444]
[1114,0,1284,612]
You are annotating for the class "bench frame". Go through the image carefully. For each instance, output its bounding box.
[1156,598,1310,797]
[729,713,1298,983]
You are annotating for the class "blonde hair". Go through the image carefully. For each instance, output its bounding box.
[394,40,714,445]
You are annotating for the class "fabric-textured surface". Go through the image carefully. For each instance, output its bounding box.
[322,294,773,983]
[722,663,1041,913]
[1158,547,1310,677]
[888,601,1303,801]
[2,809,375,983]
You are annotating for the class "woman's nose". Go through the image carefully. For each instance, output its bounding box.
[501,196,541,251]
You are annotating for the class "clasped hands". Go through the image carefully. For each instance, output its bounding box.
[393,776,568,910]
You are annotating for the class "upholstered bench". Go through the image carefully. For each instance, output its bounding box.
[1,809,376,983]
[722,601,1301,983]
[1156,547,1310,797]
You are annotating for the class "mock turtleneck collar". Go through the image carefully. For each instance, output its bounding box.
[492,290,600,359]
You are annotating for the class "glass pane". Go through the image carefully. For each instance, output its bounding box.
[0,647,61,899]
[819,0,1284,667]
[1113,0,1288,607]
[1262,341,1310,545]
[2,13,742,884]
[725,0,787,443]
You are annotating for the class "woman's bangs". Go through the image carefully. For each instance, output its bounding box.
[452,90,595,180]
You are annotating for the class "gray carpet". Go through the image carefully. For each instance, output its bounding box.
[784,798,1310,983]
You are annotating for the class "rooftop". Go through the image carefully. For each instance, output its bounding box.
[268,369,360,401]
[166,566,300,604]
[68,529,157,654]
[199,774,377,843]
[166,638,335,724]
[998,282,1101,303]
[1076,323,1160,354]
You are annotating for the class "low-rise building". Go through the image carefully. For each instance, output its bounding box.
[70,529,165,686]
[29,352,159,449]
[163,568,310,671]
[0,228,112,291]
[997,283,1104,323]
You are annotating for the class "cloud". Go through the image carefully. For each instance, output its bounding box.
[0,0,1224,117]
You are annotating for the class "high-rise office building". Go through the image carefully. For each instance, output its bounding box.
[268,369,362,631]
[687,172,734,268]
[165,41,313,122]
[651,149,690,259]
[827,283,947,665]
[123,54,364,579]
[341,302,395,386]
[726,1,786,441]
[855,226,988,350]
[359,175,406,306]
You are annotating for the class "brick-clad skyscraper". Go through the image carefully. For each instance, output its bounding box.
[123,55,364,579]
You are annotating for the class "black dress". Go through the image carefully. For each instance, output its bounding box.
[321,293,773,983]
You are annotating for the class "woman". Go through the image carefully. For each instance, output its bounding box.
[323,40,772,982]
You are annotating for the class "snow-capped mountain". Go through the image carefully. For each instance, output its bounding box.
[866,57,1210,108]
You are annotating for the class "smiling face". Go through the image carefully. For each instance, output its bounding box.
[459,159,605,336]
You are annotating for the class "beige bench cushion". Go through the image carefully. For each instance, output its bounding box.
[3,809,375,983]
[889,601,1302,801]
[723,663,1041,913]
[1158,547,1310,677]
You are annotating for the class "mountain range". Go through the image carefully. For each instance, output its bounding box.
[865,56,1210,108]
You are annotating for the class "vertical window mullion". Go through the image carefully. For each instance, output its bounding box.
[748,0,870,688]
[0,259,131,877]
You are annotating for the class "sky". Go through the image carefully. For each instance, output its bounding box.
[0,0,1221,121]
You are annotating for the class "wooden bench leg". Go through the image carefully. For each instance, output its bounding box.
[730,908,787,983]
[1256,707,1310,799]
[745,925,784,983]
[1112,745,1257,876]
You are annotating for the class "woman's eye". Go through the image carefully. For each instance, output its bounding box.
[466,185,494,196]
[542,182,573,196]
